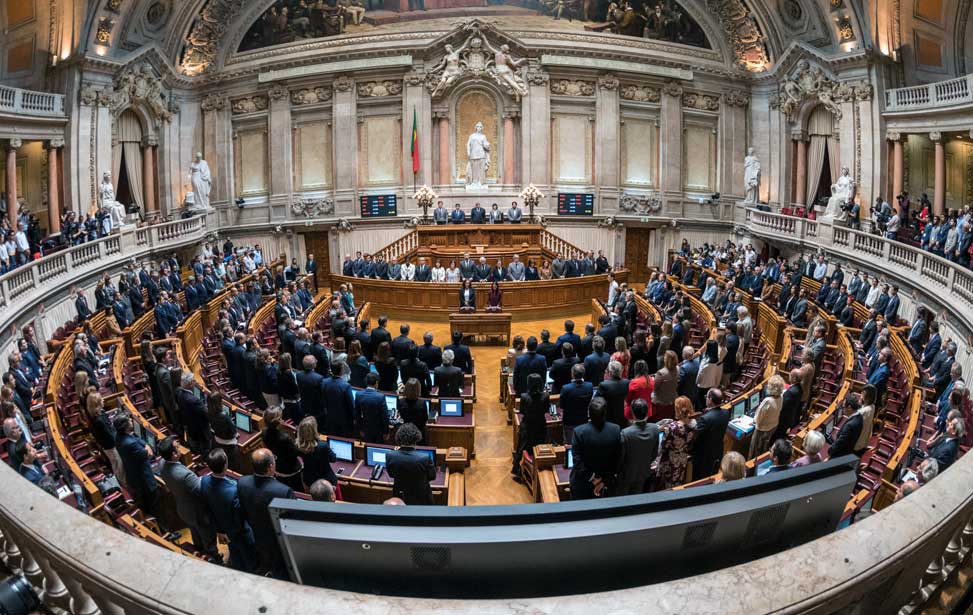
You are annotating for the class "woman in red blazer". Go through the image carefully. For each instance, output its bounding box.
[624,359,654,422]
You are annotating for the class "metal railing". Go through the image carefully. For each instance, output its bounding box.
[0,85,66,117]
[884,74,973,112]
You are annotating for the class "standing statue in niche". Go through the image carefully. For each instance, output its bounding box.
[823,166,855,221]
[189,152,212,210]
[466,122,491,190]
[743,147,761,204]
[99,172,127,233]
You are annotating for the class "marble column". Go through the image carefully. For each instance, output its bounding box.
[659,82,683,197]
[890,132,904,199]
[48,138,63,233]
[793,132,807,206]
[6,138,20,227]
[201,94,229,206]
[332,75,358,216]
[594,74,619,195]
[436,111,450,186]
[142,136,157,214]
[932,131,945,216]
[521,69,551,189]
[503,109,518,186]
[267,84,293,215]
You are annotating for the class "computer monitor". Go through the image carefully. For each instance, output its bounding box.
[440,398,463,417]
[145,431,157,449]
[222,403,233,417]
[749,391,761,411]
[330,439,353,462]
[366,446,390,466]
[234,411,252,433]
[193,385,203,398]
[566,448,574,469]
[416,448,436,465]
[731,400,747,419]
[384,395,398,418]
[370,363,378,373]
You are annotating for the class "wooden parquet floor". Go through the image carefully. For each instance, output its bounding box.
[379,308,592,506]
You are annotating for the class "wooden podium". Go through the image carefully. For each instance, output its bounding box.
[449,311,512,345]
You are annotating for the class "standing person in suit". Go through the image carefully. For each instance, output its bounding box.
[434,349,464,398]
[459,252,476,280]
[470,202,486,224]
[159,436,218,557]
[550,343,580,393]
[507,254,526,281]
[450,203,466,224]
[370,315,392,358]
[507,201,523,223]
[237,449,295,578]
[556,320,582,356]
[691,388,729,477]
[459,279,476,310]
[200,448,257,572]
[296,356,324,423]
[773,369,803,441]
[391,324,414,363]
[296,417,337,491]
[828,395,865,458]
[885,285,901,323]
[488,203,504,223]
[536,329,559,367]
[474,256,491,281]
[511,373,551,481]
[927,416,963,470]
[559,363,594,441]
[322,360,356,437]
[616,398,660,495]
[356,373,389,443]
[490,258,507,283]
[75,288,93,320]
[177,372,211,455]
[446,330,473,374]
[514,336,549,395]
[417,332,442,370]
[386,423,436,505]
[596,360,630,428]
[570,398,622,499]
[433,201,448,225]
[583,336,611,386]
[415,257,432,282]
[399,343,432,397]
[397,378,429,443]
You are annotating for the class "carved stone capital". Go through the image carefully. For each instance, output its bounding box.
[620,84,660,103]
[290,87,331,106]
[8,138,22,150]
[503,108,521,120]
[526,69,549,86]
[722,90,750,107]
[929,131,943,142]
[201,93,225,112]
[886,131,901,142]
[683,92,720,111]
[790,130,807,142]
[142,135,159,148]
[267,84,288,101]
[49,137,65,149]
[432,110,449,120]
[597,73,619,91]
[662,80,684,98]
[333,75,354,93]
[95,86,115,107]
[403,70,425,86]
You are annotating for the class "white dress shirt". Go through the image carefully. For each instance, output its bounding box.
[813,262,828,281]
[865,284,881,308]
[401,263,416,281]
[431,266,446,282]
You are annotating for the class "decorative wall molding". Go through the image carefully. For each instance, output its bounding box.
[292,197,335,218]
[357,80,404,97]
[200,93,225,112]
[550,79,595,96]
[333,75,354,93]
[705,0,769,72]
[619,193,663,214]
[267,84,289,101]
[722,90,750,107]
[230,95,268,115]
[597,73,619,91]
[662,80,684,97]
[425,21,529,99]
[620,84,661,102]
[111,63,173,123]
[775,59,868,119]
[683,92,720,111]
[290,87,332,106]
[526,69,550,86]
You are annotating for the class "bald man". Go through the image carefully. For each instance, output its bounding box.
[310,479,336,502]
[237,449,294,578]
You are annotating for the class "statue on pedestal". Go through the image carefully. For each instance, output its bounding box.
[743,147,761,204]
[189,152,212,210]
[465,122,491,190]
[823,166,855,221]
[99,172,127,233]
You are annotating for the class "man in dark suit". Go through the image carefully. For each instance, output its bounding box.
[238,449,294,578]
[550,343,580,394]
[616,398,659,495]
[583,336,610,386]
[356,373,389,443]
[112,292,130,329]
[159,436,217,556]
[595,315,618,354]
[322,360,355,436]
[297,355,324,421]
[927,417,963,470]
[577,323,596,361]
[922,323,942,369]
[677,346,699,402]
[184,282,199,311]
[445,330,473,374]
[470,203,486,224]
[459,253,476,280]
[830,285,849,316]
[885,285,901,323]
[177,374,211,454]
[536,329,559,367]
[386,423,436,505]
[559,364,593,436]
[114,413,160,517]
[692,388,729,477]
[474,257,491,282]
[370,315,392,358]
[391,324,414,363]
[199,449,256,571]
[450,203,466,224]
[355,319,373,361]
[417,332,442,370]
[373,256,389,281]
[434,350,464,398]
[774,369,803,441]
[399,343,432,397]
[415,257,432,282]
[556,320,582,357]
[514,337,548,395]
[310,332,331,377]
[790,289,809,328]
[596,360,629,428]
[828,396,864,458]
[75,288,92,320]
[569,398,622,499]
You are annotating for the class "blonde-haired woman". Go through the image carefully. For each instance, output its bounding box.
[261,406,304,492]
[607,336,631,382]
[86,392,125,487]
[655,395,697,488]
[717,451,746,483]
[651,350,679,421]
[749,374,786,458]
[296,416,338,493]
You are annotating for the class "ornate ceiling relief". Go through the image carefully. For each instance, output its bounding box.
[357,81,404,97]
[683,92,720,110]
[550,80,595,96]
[290,87,332,106]
[620,84,661,102]
[705,0,769,71]
[96,18,114,45]
[230,94,268,115]
[425,21,529,99]
[179,0,247,76]
[774,59,869,119]
[111,63,174,123]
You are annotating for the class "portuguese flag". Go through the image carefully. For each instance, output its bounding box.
[411,107,420,175]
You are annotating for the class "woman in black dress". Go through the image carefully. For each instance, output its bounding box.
[511,373,550,481]
[374,341,399,392]
[260,406,304,492]
[459,279,476,310]
[396,378,428,443]
[296,416,337,492]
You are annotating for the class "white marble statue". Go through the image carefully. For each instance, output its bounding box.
[823,166,855,220]
[99,172,127,232]
[743,147,761,204]
[430,44,464,97]
[491,44,527,98]
[466,122,491,190]
[189,152,212,210]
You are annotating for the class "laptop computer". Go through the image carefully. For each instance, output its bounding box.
[440,398,463,417]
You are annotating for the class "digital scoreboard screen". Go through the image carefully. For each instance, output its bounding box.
[360,194,397,217]
[557,193,594,215]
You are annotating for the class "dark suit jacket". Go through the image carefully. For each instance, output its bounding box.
[417,343,442,370]
[116,433,156,499]
[514,351,548,395]
[386,447,437,505]
[928,436,959,470]
[297,369,324,418]
[76,296,92,319]
[570,421,622,499]
[692,407,730,477]
[559,380,594,426]
[550,356,580,393]
[399,359,431,397]
[434,365,464,398]
[583,351,611,386]
[470,207,486,224]
[237,474,293,577]
[556,332,582,356]
[596,377,630,427]
[161,461,213,532]
[370,327,392,357]
[200,474,253,543]
[537,341,559,367]
[829,413,863,457]
[322,376,355,436]
[774,384,803,441]
[445,343,472,373]
[178,388,210,446]
[356,388,389,443]
[458,287,476,309]
[391,335,413,363]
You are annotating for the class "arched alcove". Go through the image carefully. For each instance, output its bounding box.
[452,87,501,186]
[112,110,146,212]
[804,104,838,207]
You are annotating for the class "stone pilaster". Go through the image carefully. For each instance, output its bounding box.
[401,70,432,202]
[660,80,683,197]
[594,73,620,212]
[332,75,358,216]
[521,68,551,191]
[267,83,293,218]
[201,93,230,206]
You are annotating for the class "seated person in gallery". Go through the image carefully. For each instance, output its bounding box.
[486,281,503,312]
[459,279,476,312]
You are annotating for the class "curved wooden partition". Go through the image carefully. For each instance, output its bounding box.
[331,271,626,315]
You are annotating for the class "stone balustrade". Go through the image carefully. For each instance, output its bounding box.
[884,74,973,112]
[0,85,66,118]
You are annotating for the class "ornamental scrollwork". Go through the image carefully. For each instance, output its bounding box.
[597,73,619,91]
[333,75,354,93]
[683,92,720,111]
[777,59,841,118]
[619,193,663,214]
[267,84,289,101]
[111,63,173,122]
[425,21,528,99]
[292,197,335,218]
[705,0,769,72]
[723,90,750,107]
[201,93,225,112]
[620,84,660,102]
[662,80,684,98]
[550,79,595,96]
[290,87,332,105]
[357,80,403,97]
[230,95,268,115]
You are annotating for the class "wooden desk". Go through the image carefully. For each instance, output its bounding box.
[450,312,512,345]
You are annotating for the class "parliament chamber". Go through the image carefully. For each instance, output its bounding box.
[0,0,972,612]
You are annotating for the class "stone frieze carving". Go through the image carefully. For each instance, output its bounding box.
[683,92,720,111]
[267,83,289,101]
[292,197,335,218]
[777,59,873,119]
[201,93,225,112]
[111,63,173,122]
[179,0,247,76]
[620,84,660,102]
[333,75,354,92]
[357,80,403,97]
[662,81,684,98]
[230,95,268,115]
[290,87,332,105]
[550,79,595,96]
[705,0,769,72]
[526,69,549,86]
[597,73,619,90]
[425,21,529,99]
[723,90,750,107]
[619,193,663,214]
